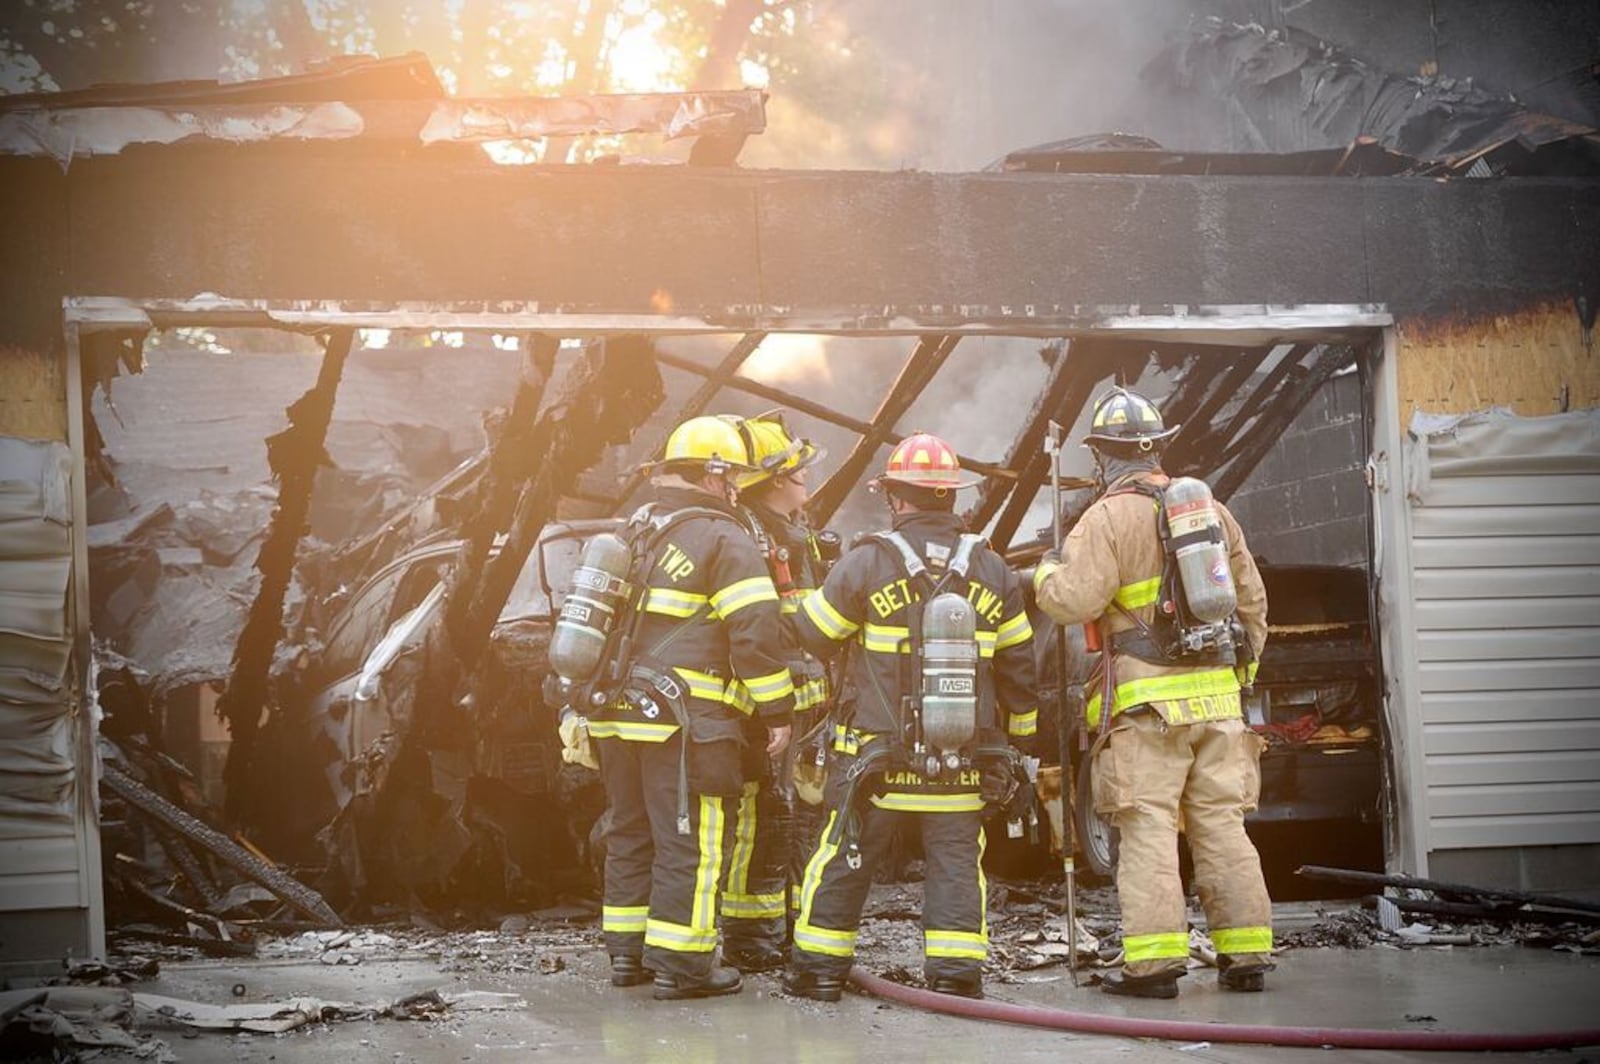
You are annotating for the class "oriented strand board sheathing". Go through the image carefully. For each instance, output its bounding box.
[0,348,67,442]
[1397,304,1600,418]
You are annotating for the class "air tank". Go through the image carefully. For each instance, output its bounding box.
[1163,477,1237,623]
[921,592,979,761]
[549,532,632,686]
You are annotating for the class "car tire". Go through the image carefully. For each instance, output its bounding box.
[1074,756,1119,881]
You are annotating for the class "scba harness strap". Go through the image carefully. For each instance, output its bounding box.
[1102,481,1239,668]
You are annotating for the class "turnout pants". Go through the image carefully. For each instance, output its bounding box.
[721,777,790,953]
[597,733,727,981]
[1093,711,1273,979]
[790,759,988,984]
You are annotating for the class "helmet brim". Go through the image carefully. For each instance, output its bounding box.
[873,469,984,492]
[1083,423,1181,449]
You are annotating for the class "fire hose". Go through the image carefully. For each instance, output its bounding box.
[846,967,1600,1053]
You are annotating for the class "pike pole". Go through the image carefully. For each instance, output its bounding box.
[1044,419,1078,986]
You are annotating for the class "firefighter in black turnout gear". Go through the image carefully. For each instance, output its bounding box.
[717,411,836,972]
[578,416,795,1000]
[782,433,1038,1003]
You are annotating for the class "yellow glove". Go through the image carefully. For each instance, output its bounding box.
[558,714,599,771]
[792,758,827,806]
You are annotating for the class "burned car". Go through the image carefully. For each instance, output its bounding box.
[277,519,622,910]
[1032,562,1384,880]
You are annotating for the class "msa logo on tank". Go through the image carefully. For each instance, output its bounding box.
[868,577,1006,625]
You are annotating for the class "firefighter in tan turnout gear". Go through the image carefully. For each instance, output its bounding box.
[1033,388,1271,999]
[550,416,794,1000]
[781,432,1038,1003]
[717,411,835,972]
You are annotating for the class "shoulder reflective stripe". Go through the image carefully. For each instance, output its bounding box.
[1122,931,1190,963]
[1211,926,1273,955]
[924,929,988,960]
[802,590,859,640]
[870,792,986,813]
[877,531,927,579]
[642,587,709,617]
[1085,666,1242,728]
[862,623,912,654]
[1115,576,1162,611]
[587,720,680,741]
[1007,708,1039,737]
[601,905,648,933]
[742,666,796,703]
[994,610,1033,650]
[950,533,985,579]
[710,576,780,617]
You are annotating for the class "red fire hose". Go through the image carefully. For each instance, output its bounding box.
[848,967,1600,1053]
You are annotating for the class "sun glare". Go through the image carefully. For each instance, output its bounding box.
[606,9,679,93]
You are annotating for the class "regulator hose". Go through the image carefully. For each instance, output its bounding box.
[847,967,1600,1053]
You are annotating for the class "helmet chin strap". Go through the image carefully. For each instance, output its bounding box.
[1093,448,1160,491]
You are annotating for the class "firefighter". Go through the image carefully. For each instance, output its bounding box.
[781,432,1038,1002]
[587,415,795,1000]
[717,411,835,972]
[1033,388,1272,999]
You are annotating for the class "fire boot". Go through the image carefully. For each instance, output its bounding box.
[1100,968,1181,999]
[610,956,653,988]
[781,970,845,1003]
[653,966,743,1001]
[723,942,786,974]
[1217,957,1272,993]
[930,974,984,1000]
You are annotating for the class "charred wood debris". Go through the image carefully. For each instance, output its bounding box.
[84,332,1598,968]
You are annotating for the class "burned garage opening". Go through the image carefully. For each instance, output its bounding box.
[68,306,1391,944]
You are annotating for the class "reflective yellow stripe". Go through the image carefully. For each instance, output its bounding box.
[1115,576,1161,611]
[802,590,859,640]
[711,576,780,618]
[642,587,709,618]
[976,630,997,659]
[695,795,724,933]
[925,929,988,960]
[721,892,787,920]
[602,905,648,933]
[724,782,758,899]
[995,611,1033,651]
[644,918,717,952]
[1087,666,1242,728]
[1123,931,1190,963]
[781,598,801,615]
[862,623,911,654]
[1239,661,1260,686]
[1032,560,1060,595]
[830,724,877,755]
[743,666,795,703]
[870,792,985,813]
[587,720,680,742]
[796,677,830,711]
[673,668,757,716]
[1008,708,1038,737]
[794,811,858,959]
[1212,926,1273,955]
[675,667,729,702]
[978,827,988,936]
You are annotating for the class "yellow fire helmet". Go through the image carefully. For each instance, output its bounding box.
[728,410,826,492]
[657,415,752,476]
